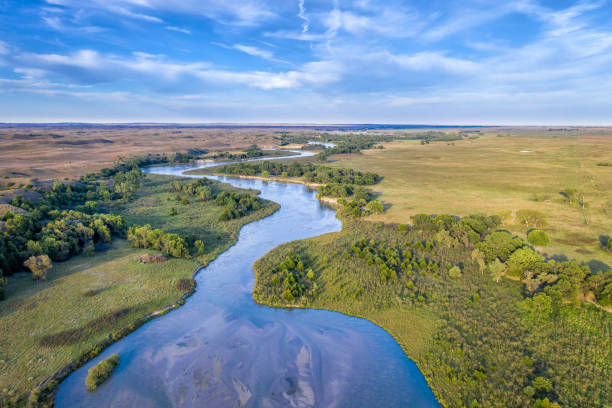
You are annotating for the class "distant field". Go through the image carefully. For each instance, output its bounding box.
[328,132,612,266]
[0,125,282,186]
[0,173,278,402]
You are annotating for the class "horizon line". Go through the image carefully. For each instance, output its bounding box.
[1,122,611,128]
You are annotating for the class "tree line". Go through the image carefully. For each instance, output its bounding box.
[214,161,380,185]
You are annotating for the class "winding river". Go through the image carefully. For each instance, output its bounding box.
[55,151,440,408]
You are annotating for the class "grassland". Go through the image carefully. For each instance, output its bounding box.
[0,125,283,187]
[115,174,279,265]
[254,219,612,408]
[0,173,278,404]
[327,132,612,266]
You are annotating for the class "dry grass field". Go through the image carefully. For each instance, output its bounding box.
[0,125,288,186]
[328,130,612,266]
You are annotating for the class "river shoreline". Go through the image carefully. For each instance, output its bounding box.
[53,156,439,407]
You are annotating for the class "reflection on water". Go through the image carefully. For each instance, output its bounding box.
[307,141,336,148]
[55,165,439,408]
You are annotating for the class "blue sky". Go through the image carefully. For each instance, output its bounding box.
[1,0,612,124]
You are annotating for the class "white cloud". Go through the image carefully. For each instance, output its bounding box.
[44,0,276,26]
[4,46,341,91]
[165,26,191,34]
[298,0,309,33]
[233,44,274,60]
[42,16,64,30]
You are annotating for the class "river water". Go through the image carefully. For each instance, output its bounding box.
[55,154,439,408]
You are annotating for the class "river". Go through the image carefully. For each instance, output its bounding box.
[55,152,439,408]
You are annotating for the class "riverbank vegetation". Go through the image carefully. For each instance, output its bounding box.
[85,354,119,391]
[0,162,277,405]
[195,161,385,218]
[254,217,611,408]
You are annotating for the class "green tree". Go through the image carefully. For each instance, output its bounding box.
[532,398,561,408]
[194,240,205,256]
[488,259,506,283]
[532,377,553,393]
[506,247,545,279]
[449,265,462,278]
[528,230,550,246]
[477,231,524,262]
[517,209,547,228]
[365,199,384,214]
[471,248,486,273]
[23,255,52,280]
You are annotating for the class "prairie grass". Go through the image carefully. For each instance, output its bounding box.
[0,173,278,401]
[327,133,612,266]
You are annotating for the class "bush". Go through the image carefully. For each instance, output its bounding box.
[85,354,120,391]
[136,253,167,263]
[528,230,550,246]
[0,276,6,300]
[516,209,547,228]
[176,278,196,293]
[449,266,462,278]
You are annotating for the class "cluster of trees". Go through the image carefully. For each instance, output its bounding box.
[0,209,125,277]
[317,184,384,217]
[352,239,405,281]
[215,161,384,218]
[471,228,610,307]
[411,213,502,246]
[268,251,315,301]
[169,178,263,221]
[407,213,610,308]
[205,144,264,160]
[126,224,192,258]
[315,137,386,160]
[215,191,263,221]
[1,154,201,281]
[338,196,384,217]
[215,161,380,185]
[170,178,217,201]
[254,218,610,408]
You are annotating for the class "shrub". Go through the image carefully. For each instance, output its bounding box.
[532,376,553,393]
[136,253,167,263]
[176,278,195,293]
[85,354,120,391]
[23,255,53,280]
[516,209,547,228]
[449,266,462,278]
[528,230,550,246]
[0,276,6,300]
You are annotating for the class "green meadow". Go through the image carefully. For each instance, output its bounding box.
[0,173,277,404]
